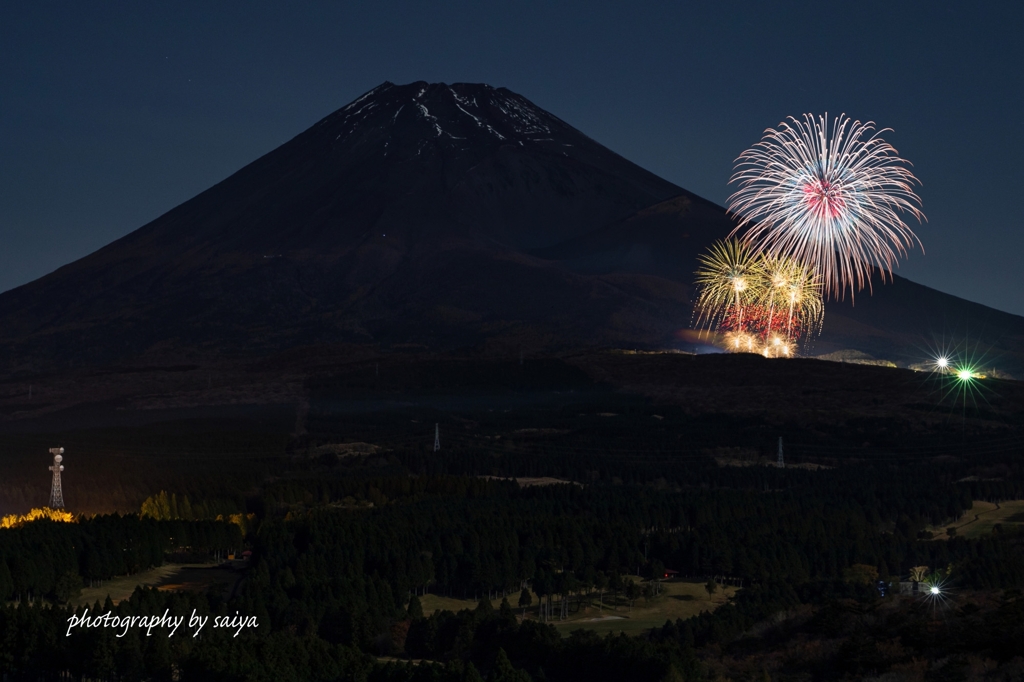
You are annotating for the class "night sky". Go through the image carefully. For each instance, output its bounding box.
[3,2,1022,315]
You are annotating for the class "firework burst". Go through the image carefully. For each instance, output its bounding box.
[727,113,925,298]
[694,242,823,354]
[722,330,762,354]
[693,238,767,333]
[758,254,824,341]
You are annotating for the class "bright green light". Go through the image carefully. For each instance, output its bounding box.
[957,368,973,381]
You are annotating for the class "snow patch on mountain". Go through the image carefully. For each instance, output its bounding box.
[450,88,506,141]
[494,93,550,136]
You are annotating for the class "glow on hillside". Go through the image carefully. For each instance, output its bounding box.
[0,507,75,529]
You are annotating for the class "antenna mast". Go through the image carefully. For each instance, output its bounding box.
[777,437,784,469]
[48,447,65,509]
[434,423,440,452]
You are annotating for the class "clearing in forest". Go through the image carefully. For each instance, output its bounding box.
[419,578,737,637]
[72,562,239,607]
[929,500,1024,540]
[550,578,737,636]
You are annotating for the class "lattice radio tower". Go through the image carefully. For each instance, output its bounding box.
[777,437,785,469]
[48,447,65,509]
[434,423,440,452]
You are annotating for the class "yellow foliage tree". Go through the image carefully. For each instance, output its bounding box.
[909,566,930,583]
[0,507,75,529]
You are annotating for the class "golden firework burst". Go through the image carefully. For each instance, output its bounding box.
[693,238,767,334]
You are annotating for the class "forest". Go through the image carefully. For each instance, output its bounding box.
[0,456,1022,679]
[0,354,1022,680]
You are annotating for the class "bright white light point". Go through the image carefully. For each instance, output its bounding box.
[930,586,940,595]
[957,369,972,381]
[936,357,948,368]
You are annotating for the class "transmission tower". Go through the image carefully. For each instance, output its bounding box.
[48,447,65,509]
[777,437,784,469]
[434,424,440,452]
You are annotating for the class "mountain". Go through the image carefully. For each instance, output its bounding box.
[0,81,688,370]
[1,80,1022,377]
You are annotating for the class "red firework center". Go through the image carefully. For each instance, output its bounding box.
[802,178,847,220]
[722,305,804,341]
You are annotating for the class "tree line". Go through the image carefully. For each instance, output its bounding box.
[0,514,242,604]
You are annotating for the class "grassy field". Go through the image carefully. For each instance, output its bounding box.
[73,562,239,607]
[420,592,502,614]
[929,500,1024,540]
[421,578,737,637]
[551,579,737,636]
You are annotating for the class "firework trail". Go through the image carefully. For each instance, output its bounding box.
[727,113,925,299]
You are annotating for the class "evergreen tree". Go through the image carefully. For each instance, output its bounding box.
[518,587,532,618]
[475,596,494,621]
[624,579,641,612]
[408,594,424,619]
[489,648,530,682]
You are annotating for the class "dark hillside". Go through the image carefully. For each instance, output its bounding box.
[0,80,1021,379]
[0,81,683,370]
[536,195,1024,371]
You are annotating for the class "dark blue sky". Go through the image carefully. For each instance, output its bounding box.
[3,1,1022,314]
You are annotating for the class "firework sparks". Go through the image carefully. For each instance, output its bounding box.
[762,334,793,358]
[758,254,824,341]
[727,113,925,299]
[723,330,762,354]
[693,241,823,355]
[693,238,767,333]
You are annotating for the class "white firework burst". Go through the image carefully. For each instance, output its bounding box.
[728,113,925,299]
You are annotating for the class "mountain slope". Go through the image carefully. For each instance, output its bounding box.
[535,195,1024,371]
[0,82,686,370]
[1,80,1021,376]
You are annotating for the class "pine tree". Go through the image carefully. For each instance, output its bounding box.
[475,595,494,621]
[518,587,532,618]
[489,648,530,682]
[407,594,423,619]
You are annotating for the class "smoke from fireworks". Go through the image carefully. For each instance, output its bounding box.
[727,113,925,298]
